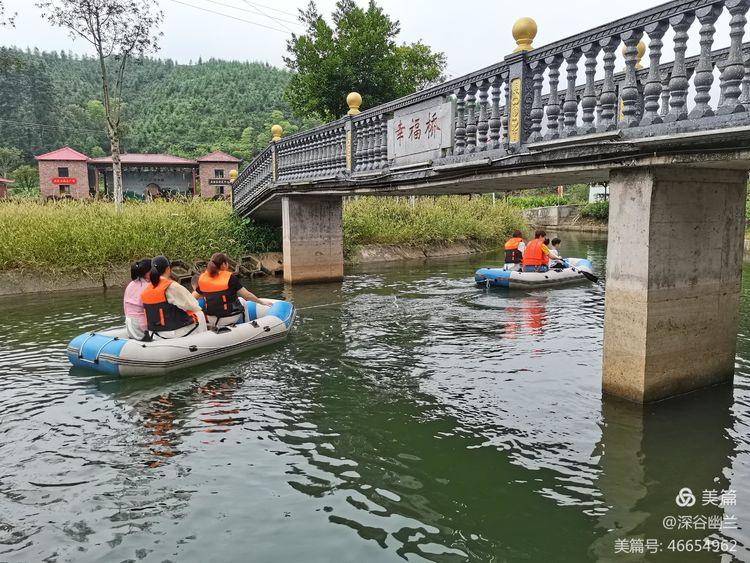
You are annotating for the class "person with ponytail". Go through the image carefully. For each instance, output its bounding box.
[195,252,272,327]
[124,258,152,339]
[140,256,207,339]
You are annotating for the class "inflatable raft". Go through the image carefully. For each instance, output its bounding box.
[68,299,295,376]
[475,258,597,289]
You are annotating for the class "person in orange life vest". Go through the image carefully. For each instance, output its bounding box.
[503,230,526,271]
[141,255,207,339]
[522,229,551,273]
[194,252,272,327]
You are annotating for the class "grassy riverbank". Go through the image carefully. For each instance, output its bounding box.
[0,196,526,276]
[0,199,278,274]
[343,196,526,256]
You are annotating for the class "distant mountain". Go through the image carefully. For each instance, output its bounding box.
[0,47,314,164]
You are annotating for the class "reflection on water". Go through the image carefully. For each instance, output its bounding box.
[0,235,749,562]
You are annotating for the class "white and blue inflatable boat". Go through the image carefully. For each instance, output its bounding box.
[68,299,295,376]
[475,258,597,289]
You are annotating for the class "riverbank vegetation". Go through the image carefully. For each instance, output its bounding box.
[343,196,526,256]
[579,201,609,220]
[0,196,527,273]
[504,195,571,209]
[0,199,278,274]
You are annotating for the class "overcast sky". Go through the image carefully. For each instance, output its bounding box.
[2,0,664,77]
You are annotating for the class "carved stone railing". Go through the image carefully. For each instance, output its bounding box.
[232,144,272,213]
[234,0,750,216]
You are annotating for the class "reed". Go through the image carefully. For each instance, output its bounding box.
[0,196,528,273]
[343,195,526,253]
[0,199,279,274]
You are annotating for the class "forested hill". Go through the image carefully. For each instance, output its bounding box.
[0,47,316,163]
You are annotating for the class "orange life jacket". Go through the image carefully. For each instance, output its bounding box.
[522,238,548,267]
[141,278,197,332]
[504,237,524,264]
[197,270,242,318]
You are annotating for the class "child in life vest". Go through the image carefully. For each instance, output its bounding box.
[549,238,565,268]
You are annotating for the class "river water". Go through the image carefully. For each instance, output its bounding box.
[1,236,749,562]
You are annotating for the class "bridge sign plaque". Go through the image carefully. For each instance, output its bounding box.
[387,100,454,164]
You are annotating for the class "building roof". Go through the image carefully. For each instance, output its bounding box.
[196,150,241,163]
[0,178,14,184]
[89,154,198,167]
[35,146,90,162]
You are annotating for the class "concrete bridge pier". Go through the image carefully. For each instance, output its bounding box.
[282,195,344,284]
[603,166,748,402]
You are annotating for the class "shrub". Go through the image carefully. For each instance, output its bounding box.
[504,195,570,209]
[579,200,609,220]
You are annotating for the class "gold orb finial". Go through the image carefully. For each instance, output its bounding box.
[271,124,283,140]
[347,91,362,115]
[229,169,238,182]
[622,40,647,70]
[512,17,537,53]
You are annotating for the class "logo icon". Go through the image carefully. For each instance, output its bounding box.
[675,487,696,507]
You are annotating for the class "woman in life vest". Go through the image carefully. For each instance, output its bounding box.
[503,230,526,271]
[195,252,272,327]
[141,256,207,339]
[124,258,152,340]
[522,229,551,273]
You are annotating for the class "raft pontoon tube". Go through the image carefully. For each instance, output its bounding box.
[475,258,596,289]
[67,299,295,376]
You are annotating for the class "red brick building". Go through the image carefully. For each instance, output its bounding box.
[197,151,240,199]
[35,147,94,200]
[0,177,13,199]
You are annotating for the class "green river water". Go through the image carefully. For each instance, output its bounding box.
[0,236,749,562]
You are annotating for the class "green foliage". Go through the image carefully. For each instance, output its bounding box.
[343,196,526,256]
[9,165,39,192]
[284,0,447,120]
[579,201,609,220]
[0,199,280,274]
[0,146,22,178]
[0,47,310,163]
[564,184,590,204]
[504,195,570,209]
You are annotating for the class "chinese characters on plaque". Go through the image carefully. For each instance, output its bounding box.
[387,100,453,164]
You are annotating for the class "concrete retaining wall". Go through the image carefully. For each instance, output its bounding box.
[522,204,581,227]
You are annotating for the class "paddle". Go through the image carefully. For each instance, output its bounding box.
[572,268,599,284]
[558,258,599,284]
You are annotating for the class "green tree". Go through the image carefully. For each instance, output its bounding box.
[0,147,22,178]
[284,0,447,120]
[37,0,164,211]
[10,164,39,191]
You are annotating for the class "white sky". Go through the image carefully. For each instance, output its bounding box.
[1,0,664,77]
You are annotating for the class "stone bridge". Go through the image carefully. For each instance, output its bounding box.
[233,0,750,403]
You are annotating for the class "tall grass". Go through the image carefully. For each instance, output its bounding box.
[0,199,279,274]
[503,195,571,208]
[343,196,526,255]
[0,196,528,273]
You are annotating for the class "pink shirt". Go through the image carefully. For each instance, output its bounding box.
[123,278,149,330]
